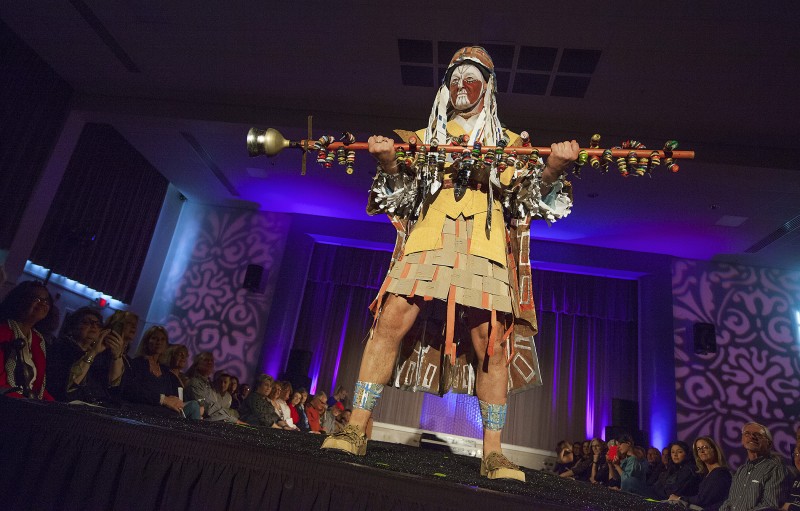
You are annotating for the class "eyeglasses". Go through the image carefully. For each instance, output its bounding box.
[743,430,765,441]
[695,445,712,452]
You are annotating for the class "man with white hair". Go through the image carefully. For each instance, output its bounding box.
[719,421,789,510]
[321,46,578,482]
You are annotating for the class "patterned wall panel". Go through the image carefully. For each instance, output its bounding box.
[673,260,800,467]
[152,203,290,384]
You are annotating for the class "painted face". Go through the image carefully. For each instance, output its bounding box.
[671,445,687,465]
[694,441,716,464]
[448,64,486,112]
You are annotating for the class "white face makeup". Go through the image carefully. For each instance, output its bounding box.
[449,64,486,112]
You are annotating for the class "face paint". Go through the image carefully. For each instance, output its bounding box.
[449,64,486,112]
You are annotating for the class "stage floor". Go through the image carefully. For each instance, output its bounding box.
[0,398,669,511]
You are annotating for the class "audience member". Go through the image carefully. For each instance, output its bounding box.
[669,436,732,511]
[229,375,241,410]
[295,387,310,431]
[105,310,139,370]
[239,374,285,429]
[333,407,351,434]
[0,281,56,400]
[554,440,575,474]
[561,439,593,481]
[213,371,233,408]
[781,443,800,510]
[610,434,648,495]
[277,381,298,430]
[237,383,251,405]
[160,344,189,387]
[305,391,327,433]
[287,390,303,430]
[651,440,701,499]
[185,352,239,423]
[720,422,790,511]
[47,307,124,405]
[589,438,610,486]
[573,441,585,464]
[122,325,200,419]
[646,446,666,486]
[322,404,339,434]
[327,385,348,411]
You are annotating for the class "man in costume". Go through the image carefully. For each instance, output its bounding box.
[322,46,578,482]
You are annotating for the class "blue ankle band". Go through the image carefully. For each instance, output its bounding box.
[479,400,507,431]
[352,381,385,411]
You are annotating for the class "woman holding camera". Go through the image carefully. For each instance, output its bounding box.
[47,307,124,404]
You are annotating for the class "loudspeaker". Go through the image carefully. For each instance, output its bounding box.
[243,264,266,293]
[612,398,638,432]
[693,322,717,354]
[282,349,312,392]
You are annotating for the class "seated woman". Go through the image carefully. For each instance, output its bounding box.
[0,281,56,400]
[295,387,310,431]
[669,437,732,511]
[160,344,189,388]
[267,380,298,430]
[46,307,124,405]
[553,440,575,475]
[277,380,298,431]
[239,374,287,429]
[561,439,593,481]
[610,434,649,495]
[121,325,199,419]
[782,444,800,510]
[651,441,701,500]
[588,438,611,486]
[184,352,239,423]
[106,311,138,359]
[287,389,304,431]
[228,375,241,410]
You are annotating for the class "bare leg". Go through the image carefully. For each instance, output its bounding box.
[467,308,508,455]
[348,294,421,431]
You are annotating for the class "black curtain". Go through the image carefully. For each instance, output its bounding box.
[30,123,168,303]
[0,19,72,248]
